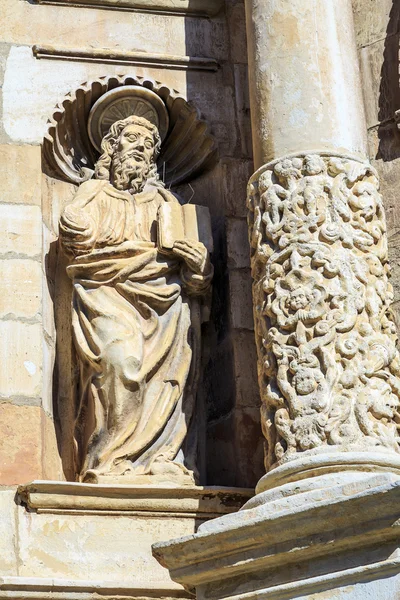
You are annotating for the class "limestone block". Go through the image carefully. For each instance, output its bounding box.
[233,64,252,159]
[42,174,76,234]
[0,1,187,56]
[220,159,254,218]
[226,218,250,269]
[0,322,42,397]
[0,490,18,575]
[0,405,42,484]
[0,259,41,319]
[226,2,248,64]
[231,330,260,407]
[0,145,41,205]
[352,0,397,48]
[228,269,254,330]
[2,46,187,145]
[0,204,41,258]
[16,483,251,584]
[234,407,264,488]
[42,411,64,481]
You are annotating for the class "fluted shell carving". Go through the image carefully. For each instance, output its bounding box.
[247,153,400,471]
[43,74,218,186]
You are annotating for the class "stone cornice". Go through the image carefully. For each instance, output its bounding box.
[33,0,223,17]
[18,480,253,517]
[33,45,219,72]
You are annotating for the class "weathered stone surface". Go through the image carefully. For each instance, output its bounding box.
[234,407,264,487]
[153,474,400,600]
[352,0,398,47]
[2,46,187,145]
[42,410,64,481]
[42,175,76,234]
[359,35,400,129]
[0,145,41,205]
[228,269,254,330]
[231,330,260,408]
[0,322,42,398]
[14,483,250,584]
[0,204,41,258]
[0,405,42,484]
[0,259,41,319]
[220,159,254,218]
[226,218,250,269]
[0,491,18,575]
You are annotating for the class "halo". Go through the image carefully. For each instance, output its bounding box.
[88,85,169,152]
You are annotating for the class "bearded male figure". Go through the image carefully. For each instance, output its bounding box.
[59,115,213,484]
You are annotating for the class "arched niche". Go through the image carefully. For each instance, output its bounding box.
[44,74,218,481]
[43,74,218,187]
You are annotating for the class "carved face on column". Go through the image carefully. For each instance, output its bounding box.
[94,115,162,194]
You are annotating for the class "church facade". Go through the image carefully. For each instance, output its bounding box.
[0,1,399,599]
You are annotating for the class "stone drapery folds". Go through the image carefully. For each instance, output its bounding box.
[247,153,400,471]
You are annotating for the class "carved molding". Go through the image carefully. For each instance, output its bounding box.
[18,481,253,516]
[247,152,400,471]
[44,74,218,186]
[33,45,219,72]
[33,0,223,17]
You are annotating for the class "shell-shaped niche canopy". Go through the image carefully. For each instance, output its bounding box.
[43,75,218,187]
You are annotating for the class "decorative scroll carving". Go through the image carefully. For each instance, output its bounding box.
[247,153,400,470]
[59,111,213,485]
[44,75,217,187]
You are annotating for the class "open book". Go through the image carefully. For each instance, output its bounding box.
[157,202,214,253]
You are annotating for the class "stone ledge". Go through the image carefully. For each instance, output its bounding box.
[33,0,223,17]
[32,45,219,72]
[18,481,253,517]
[0,577,190,600]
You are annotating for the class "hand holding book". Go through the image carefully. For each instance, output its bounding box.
[172,239,210,275]
[157,202,213,275]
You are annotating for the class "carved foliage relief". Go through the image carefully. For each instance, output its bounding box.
[247,154,400,470]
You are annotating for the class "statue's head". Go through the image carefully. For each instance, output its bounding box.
[95,116,162,193]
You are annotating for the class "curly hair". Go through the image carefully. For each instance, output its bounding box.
[94,116,163,187]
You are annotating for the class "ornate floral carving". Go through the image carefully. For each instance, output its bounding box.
[248,153,400,470]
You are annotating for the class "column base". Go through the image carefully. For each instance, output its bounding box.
[153,471,400,600]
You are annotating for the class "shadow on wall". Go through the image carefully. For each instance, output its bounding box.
[377,0,400,161]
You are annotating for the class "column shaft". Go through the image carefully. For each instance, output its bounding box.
[244,0,367,167]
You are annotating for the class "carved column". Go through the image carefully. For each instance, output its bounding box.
[153,2,400,599]
[245,0,400,494]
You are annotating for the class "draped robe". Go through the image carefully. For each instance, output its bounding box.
[59,179,212,483]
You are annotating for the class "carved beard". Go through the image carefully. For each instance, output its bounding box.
[111,151,151,193]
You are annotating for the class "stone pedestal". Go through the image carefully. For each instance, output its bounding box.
[153,470,400,600]
[0,482,251,600]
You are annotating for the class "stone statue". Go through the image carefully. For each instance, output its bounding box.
[59,114,213,485]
